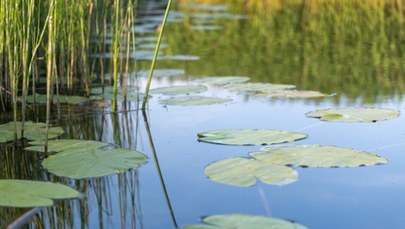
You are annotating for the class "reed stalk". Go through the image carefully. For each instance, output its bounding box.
[141,0,173,110]
[112,0,121,112]
[45,0,55,153]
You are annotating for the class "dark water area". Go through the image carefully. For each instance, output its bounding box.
[2,1,405,228]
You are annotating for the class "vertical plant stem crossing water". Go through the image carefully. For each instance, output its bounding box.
[141,0,173,110]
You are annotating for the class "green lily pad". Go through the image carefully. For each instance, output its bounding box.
[150,85,207,95]
[43,148,147,179]
[26,139,147,179]
[0,180,79,207]
[193,76,250,86]
[204,157,298,187]
[264,90,327,98]
[25,139,109,153]
[24,93,89,105]
[250,145,387,168]
[137,69,185,78]
[225,82,296,94]
[159,96,231,106]
[184,214,307,229]
[160,55,200,61]
[306,108,400,122]
[197,129,307,146]
[0,121,64,143]
[90,86,143,101]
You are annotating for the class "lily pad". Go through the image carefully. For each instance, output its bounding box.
[24,93,89,105]
[264,90,327,98]
[0,180,79,207]
[225,82,296,94]
[306,108,400,122]
[90,86,143,101]
[159,96,231,106]
[250,145,387,168]
[137,69,185,78]
[0,121,64,143]
[160,55,200,61]
[25,139,109,153]
[193,76,250,86]
[26,139,147,179]
[197,129,307,146]
[184,214,307,229]
[204,157,298,187]
[150,85,207,95]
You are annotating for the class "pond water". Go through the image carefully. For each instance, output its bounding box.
[3,1,405,228]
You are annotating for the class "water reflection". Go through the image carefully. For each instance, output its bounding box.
[3,1,405,228]
[150,0,405,104]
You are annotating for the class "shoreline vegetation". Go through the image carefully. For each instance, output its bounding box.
[0,0,139,115]
[1,0,405,113]
[172,0,405,103]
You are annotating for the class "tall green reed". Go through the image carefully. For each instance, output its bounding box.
[142,0,173,110]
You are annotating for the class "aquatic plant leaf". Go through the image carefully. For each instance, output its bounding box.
[250,145,387,168]
[225,82,296,94]
[160,55,200,61]
[193,76,250,86]
[0,121,64,143]
[204,158,297,187]
[137,69,185,78]
[150,85,207,95]
[25,93,89,105]
[26,139,147,179]
[160,96,231,106]
[197,129,307,146]
[43,148,147,179]
[25,139,109,153]
[184,214,307,229]
[264,90,327,98]
[138,43,169,49]
[90,86,143,101]
[306,108,400,122]
[0,180,79,207]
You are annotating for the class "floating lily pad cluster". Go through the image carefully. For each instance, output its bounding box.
[24,93,90,105]
[91,86,143,101]
[198,107,398,187]
[224,82,328,98]
[0,123,147,207]
[0,121,64,143]
[151,76,247,106]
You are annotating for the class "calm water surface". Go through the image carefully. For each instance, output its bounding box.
[3,1,405,228]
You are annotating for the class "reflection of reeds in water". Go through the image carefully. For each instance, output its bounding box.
[1,106,145,228]
[0,143,44,228]
[24,172,142,229]
[171,0,405,103]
